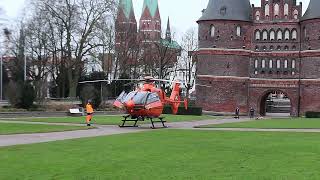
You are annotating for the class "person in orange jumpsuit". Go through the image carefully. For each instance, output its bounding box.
[86,100,94,126]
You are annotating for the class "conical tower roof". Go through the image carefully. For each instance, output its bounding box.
[198,0,252,22]
[118,0,135,19]
[142,0,159,18]
[301,0,320,21]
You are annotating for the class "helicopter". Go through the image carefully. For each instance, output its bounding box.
[113,76,188,128]
[79,76,209,128]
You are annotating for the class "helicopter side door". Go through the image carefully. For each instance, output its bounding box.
[145,93,163,110]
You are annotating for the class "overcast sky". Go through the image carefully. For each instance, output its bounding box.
[0,0,310,36]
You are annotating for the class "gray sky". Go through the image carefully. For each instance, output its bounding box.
[0,0,310,36]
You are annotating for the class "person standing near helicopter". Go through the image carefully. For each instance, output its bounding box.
[85,100,94,126]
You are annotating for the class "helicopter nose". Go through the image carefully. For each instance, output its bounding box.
[126,100,135,109]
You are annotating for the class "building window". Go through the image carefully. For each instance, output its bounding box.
[277,30,283,40]
[263,46,267,51]
[236,26,241,36]
[263,30,268,40]
[255,30,261,40]
[255,46,259,51]
[284,3,289,17]
[256,11,260,20]
[210,25,215,37]
[292,46,296,50]
[270,45,274,50]
[220,6,227,15]
[255,59,258,68]
[292,60,296,69]
[270,30,275,40]
[274,4,280,17]
[269,60,273,68]
[265,4,270,17]
[284,60,288,68]
[277,60,281,68]
[277,46,281,50]
[285,30,290,40]
[284,46,289,50]
[293,9,299,19]
[262,59,266,68]
[303,27,307,38]
[292,29,297,40]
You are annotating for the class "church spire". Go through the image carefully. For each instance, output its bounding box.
[165,17,172,41]
[118,0,135,20]
[142,0,159,18]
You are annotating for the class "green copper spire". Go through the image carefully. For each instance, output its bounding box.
[142,0,159,18]
[119,0,134,19]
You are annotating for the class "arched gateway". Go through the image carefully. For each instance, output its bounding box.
[259,90,291,116]
[248,80,299,117]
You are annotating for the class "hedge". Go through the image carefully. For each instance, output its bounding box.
[305,112,320,118]
[163,106,202,116]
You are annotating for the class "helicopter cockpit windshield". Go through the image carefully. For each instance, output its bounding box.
[116,91,128,103]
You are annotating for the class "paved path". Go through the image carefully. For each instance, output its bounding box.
[0,118,248,147]
[194,128,320,133]
[0,125,148,147]
[3,117,319,147]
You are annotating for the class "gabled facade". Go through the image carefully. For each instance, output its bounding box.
[196,0,320,116]
[139,0,162,43]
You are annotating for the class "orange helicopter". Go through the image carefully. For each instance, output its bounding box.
[113,76,188,128]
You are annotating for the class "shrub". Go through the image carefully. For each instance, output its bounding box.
[20,82,36,109]
[305,112,320,118]
[5,81,35,109]
[163,106,202,116]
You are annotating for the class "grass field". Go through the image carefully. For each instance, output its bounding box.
[0,123,91,135]
[4,115,215,125]
[1,130,320,179]
[199,118,320,129]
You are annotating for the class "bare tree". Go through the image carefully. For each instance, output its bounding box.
[178,28,198,99]
[35,0,116,97]
[23,10,53,100]
[139,32,181,80]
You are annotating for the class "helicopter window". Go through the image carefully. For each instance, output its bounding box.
[123,91,137,103]
[146,93,160,104]
[132,92,148,104]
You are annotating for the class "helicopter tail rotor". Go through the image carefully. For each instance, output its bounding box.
[167,82,188,114]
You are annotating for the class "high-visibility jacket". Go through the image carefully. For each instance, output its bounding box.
[86,103,94,113]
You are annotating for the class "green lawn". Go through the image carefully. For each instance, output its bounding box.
[199,118,320,129]
[1,130,320,179]
[4,115,215,125]
[0,123,92,135]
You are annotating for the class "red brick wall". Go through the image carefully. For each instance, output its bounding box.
[300,80,320,114]
[196,76,249,113]
[197,53,250,77]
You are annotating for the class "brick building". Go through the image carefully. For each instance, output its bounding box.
[196,0,320,116]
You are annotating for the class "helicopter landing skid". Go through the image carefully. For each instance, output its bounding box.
[149,117,167,129]
[119,115,167,129]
